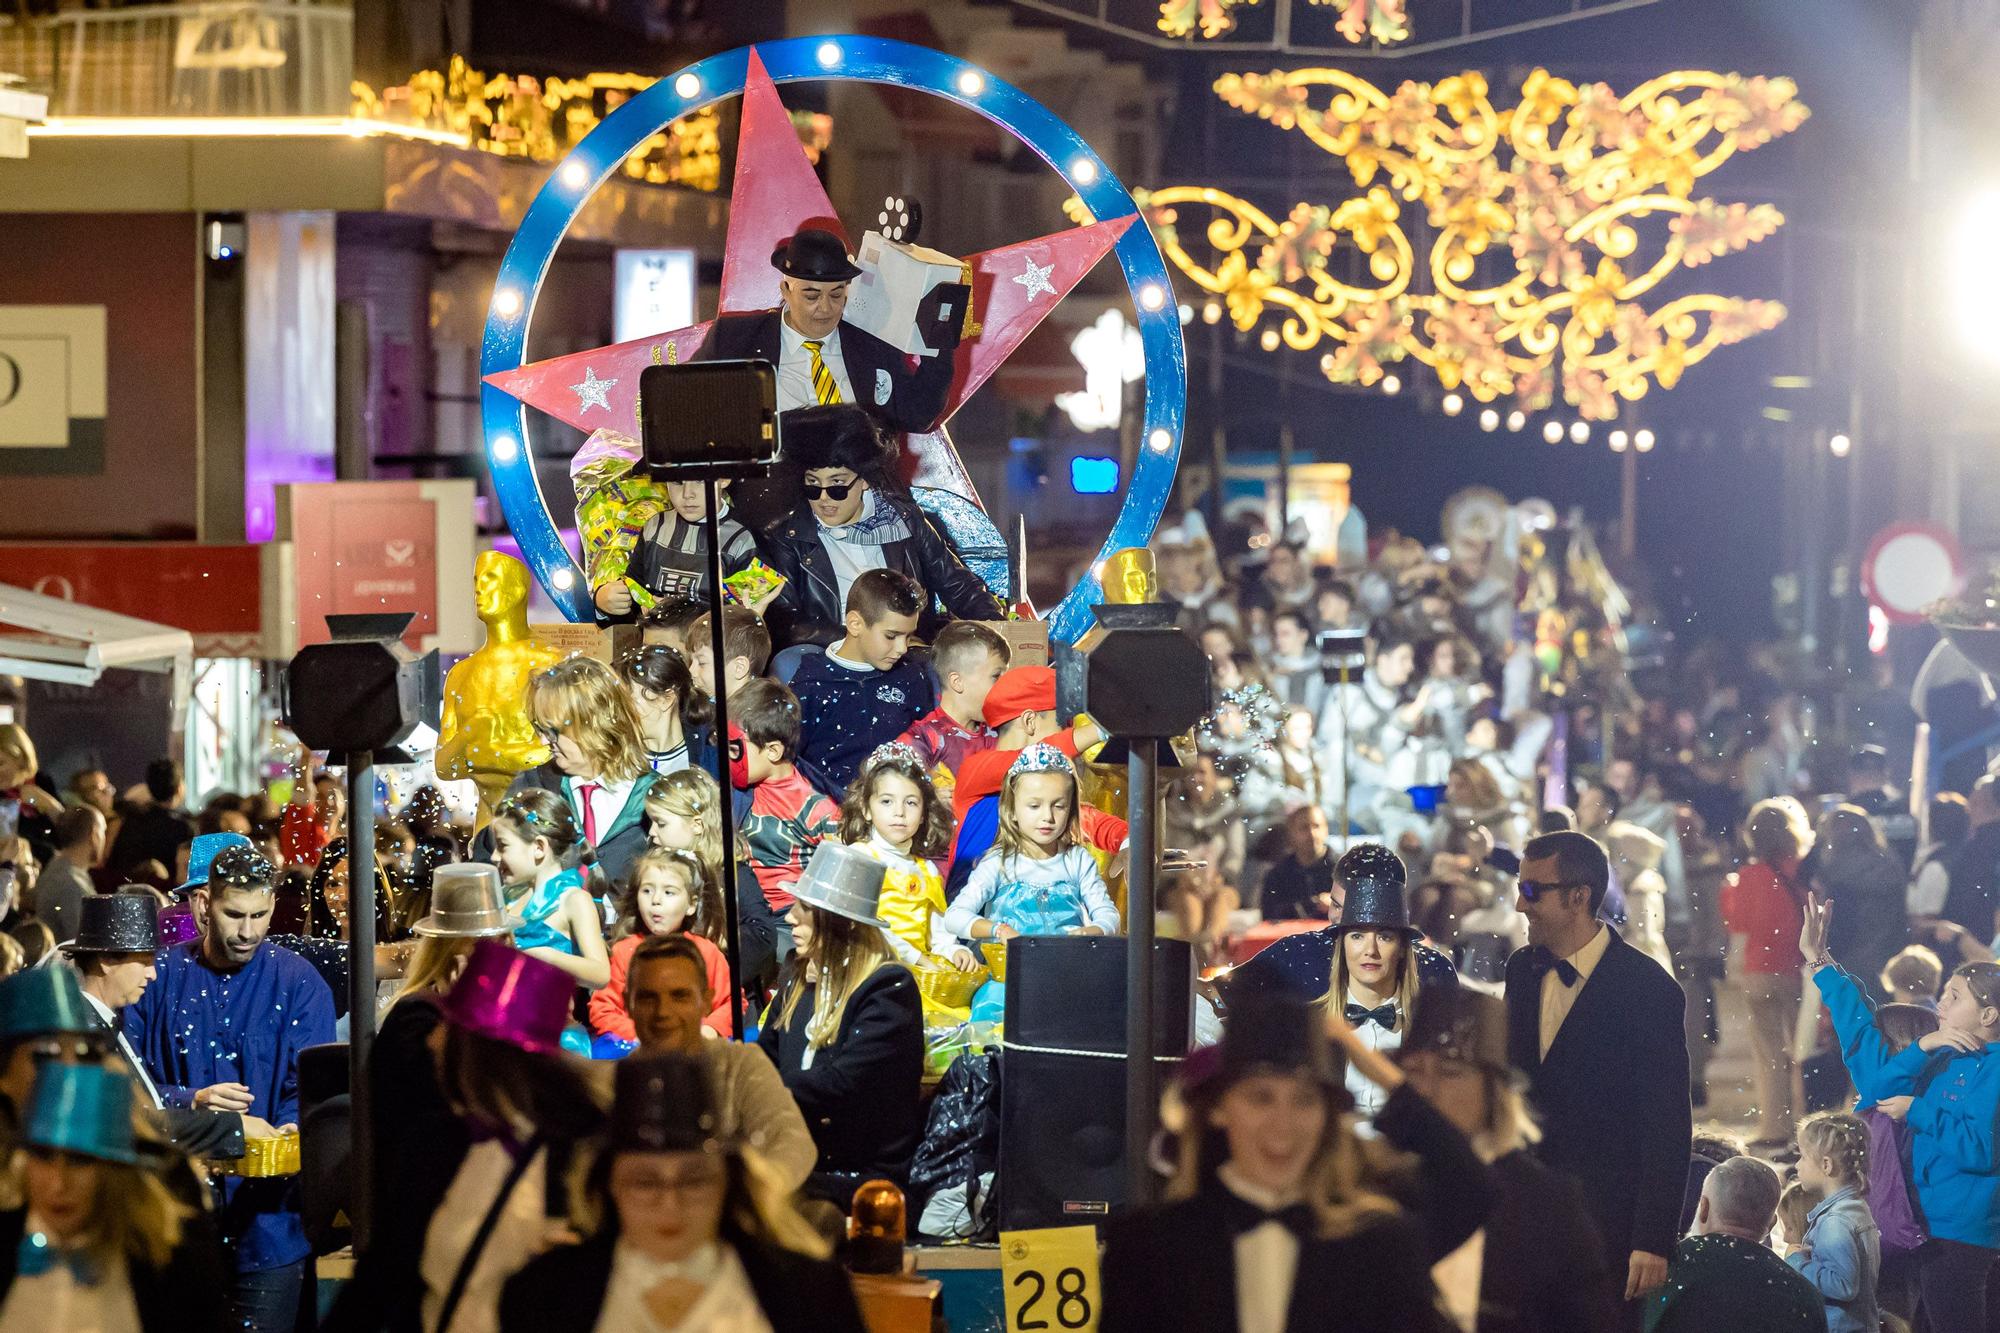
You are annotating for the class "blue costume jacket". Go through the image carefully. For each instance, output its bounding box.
[1819,962,2000,1249]
[1225,924,1460,1005]
[123,938,337,1272]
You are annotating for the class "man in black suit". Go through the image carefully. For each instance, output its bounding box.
[1504,829,1691,1330]
[692,226,963,435]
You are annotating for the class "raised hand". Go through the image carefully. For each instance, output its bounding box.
[1798,892,1833,965]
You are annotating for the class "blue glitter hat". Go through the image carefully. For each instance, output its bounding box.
[23,1063,138,1166]
[1008,743,1074,777]
[179,832,254,896]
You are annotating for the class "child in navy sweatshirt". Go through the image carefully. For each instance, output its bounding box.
[789,568,937,796]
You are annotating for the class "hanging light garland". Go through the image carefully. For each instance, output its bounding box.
[1126,66,1807,421]
[1157,0,1408,44]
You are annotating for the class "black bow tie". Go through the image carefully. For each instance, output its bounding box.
[1222,1191,1317,1238]
[1344,1001,1399,1031]
[1532,947,1581,987]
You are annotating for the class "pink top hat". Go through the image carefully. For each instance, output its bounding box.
[436,938,573,1055]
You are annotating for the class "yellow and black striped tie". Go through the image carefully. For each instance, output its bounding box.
[804,339,842,405]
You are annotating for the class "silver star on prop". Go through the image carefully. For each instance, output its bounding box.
[570,366,616,413]
[1013,255,1056,300]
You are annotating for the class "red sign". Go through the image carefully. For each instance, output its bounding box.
[286,483,441,650]
[0,542,264,655]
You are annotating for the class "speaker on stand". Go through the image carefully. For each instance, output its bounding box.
[997,936,1195,1230]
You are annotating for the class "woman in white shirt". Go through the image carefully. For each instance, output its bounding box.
[498,1053,865,1333]
[0,1062,225,1333]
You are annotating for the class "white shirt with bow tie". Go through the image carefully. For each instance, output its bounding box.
[1538,923,1611,1059]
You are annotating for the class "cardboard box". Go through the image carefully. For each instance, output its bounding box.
[844,231,972,358]
[989,618,1050,670]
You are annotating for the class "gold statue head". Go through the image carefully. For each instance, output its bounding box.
[473,551,531,625]
[1101,547,1158,605]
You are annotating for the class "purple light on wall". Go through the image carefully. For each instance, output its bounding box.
[244,449,336,543]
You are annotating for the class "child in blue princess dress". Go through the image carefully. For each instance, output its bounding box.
[942,744,1122,1022]
[488,789,610,990]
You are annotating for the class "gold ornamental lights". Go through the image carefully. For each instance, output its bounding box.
[1136,66,1808,420]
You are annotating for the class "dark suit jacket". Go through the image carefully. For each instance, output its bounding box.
[1477,1149,1621,1333]
[1504,932,1692,1265]
[1101,1188,1452,1333]
[757,495,1005,648]
[0,1203,228,1333]
[757,964,923,1205]
[498,1229,867,1333]
[694,310,954,436]
[474,764,657,888]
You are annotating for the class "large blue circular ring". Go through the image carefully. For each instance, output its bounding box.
[480,35,1185,643]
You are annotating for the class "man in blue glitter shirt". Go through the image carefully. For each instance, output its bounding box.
[122,841,336,1332]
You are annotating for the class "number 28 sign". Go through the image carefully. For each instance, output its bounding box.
[1001,1225,1100,1332]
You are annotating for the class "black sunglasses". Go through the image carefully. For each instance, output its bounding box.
[803,481,855,501]
[1518,878,1582,902]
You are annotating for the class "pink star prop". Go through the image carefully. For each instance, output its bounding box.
[484,48,1135,506]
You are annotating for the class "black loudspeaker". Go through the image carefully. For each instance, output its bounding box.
[998,937,1194,1231]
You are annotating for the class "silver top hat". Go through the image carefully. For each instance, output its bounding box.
[791,843,889,929]
[412,863,524,939]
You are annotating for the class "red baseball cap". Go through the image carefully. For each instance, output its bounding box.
[982,665,1057,729]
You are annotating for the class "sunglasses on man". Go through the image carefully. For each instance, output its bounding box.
[1518,878,1584,902]
[803,481,855,501]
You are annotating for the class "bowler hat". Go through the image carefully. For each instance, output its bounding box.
[608,1053,731,1155]
[65,893,159,956]
[791,842,889,929]
[0,967,100,1043]
[771,227,861,283]
[436,939,573,1055]
[179,832,253,896]
[23,1063,137,1165]
[1398,987,1517,1086]
[412,864,524,939]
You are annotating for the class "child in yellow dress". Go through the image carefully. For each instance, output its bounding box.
[839,743,981,1020]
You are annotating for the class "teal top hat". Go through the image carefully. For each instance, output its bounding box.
[179,831,254,896]
[0,966,99,1043]
[23,1063,137,1165]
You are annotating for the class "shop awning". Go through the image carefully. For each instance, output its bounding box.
[0,581,193,729]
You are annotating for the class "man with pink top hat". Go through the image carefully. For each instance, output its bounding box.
[121,840,335,1333]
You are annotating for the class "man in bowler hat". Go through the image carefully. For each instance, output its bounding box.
[693,226,965,434]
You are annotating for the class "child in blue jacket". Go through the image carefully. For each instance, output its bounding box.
[1803,892,2000,1332]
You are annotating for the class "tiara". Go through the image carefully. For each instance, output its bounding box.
[865,742,924,772]
[1009,743,1074,777]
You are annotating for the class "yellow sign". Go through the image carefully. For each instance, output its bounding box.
[1000,1225,1100,1333]
[0,306,106,451]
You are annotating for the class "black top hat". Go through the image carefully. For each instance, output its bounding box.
[1333,843,1414,935]
[1398,987,1516,1084]
[608,1054,731,1155]
[771,228,861,283]
[65,893,159,956]
[1212,993,1343,1095]
[1335,842,1406,892]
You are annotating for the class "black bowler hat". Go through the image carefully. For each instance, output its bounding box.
[64,892,159,956]
[771,227,861,283]
[609,1054,732,1155]
[1398,987,1518,1086]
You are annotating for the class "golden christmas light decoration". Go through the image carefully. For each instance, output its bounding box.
[1157,0,1408,44]
[1129,66,1806,420]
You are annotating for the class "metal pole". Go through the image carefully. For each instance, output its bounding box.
[344,748,376,1252]
[703,481,748,1041]
[1124,740,1160,1206]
